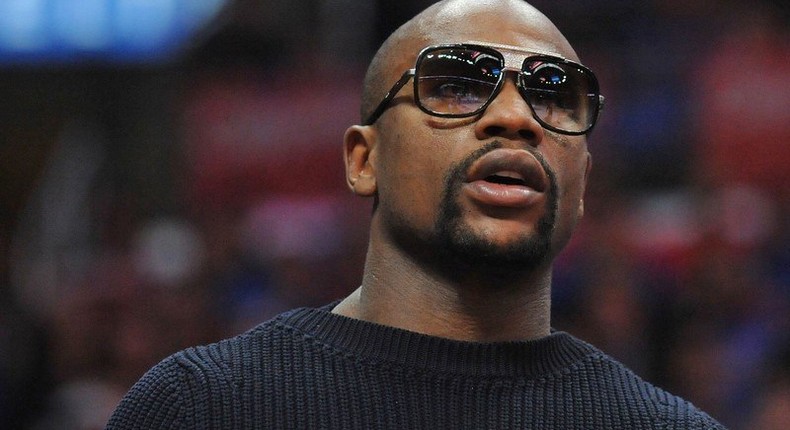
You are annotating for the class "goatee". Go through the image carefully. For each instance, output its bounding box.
[433,141,558,272]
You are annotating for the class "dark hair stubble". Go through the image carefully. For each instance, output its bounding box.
[432,141,559,273]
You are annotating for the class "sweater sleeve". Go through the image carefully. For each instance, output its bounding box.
[654,390,728,429]
[691,413,728,430]
[105,355,188,429]
[106,343,242,429]
[683,406,727,430]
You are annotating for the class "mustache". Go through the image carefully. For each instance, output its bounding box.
[443,140,557,193]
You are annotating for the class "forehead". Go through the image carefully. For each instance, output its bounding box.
[449,3,573,51]
[391,37,577,83]
[392,12,578,74]
[429,31,575,61]
[460,40,571,65]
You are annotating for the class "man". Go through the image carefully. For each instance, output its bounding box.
[106,0,725,428]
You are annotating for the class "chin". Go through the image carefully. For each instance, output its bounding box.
[441,226,554,273]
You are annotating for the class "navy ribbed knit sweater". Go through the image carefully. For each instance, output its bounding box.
[106,304,725,429]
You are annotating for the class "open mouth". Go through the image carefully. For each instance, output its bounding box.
[484,173,528,186]
[464,148,550,199]
[462,148,549,208]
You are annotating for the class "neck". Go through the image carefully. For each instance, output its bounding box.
[333,234,553,342]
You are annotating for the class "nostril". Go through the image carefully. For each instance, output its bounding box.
[484,125,506,136]
[518,129,537,140]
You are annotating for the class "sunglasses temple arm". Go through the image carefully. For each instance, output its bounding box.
[362,69,416,125]
[582,94,606,135]
[593,94,605,128]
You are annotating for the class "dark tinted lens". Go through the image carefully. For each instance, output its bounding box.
[521,59,599,133]
[416,47,503,115]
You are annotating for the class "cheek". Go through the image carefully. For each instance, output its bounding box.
[375,133,449,224]
[551,137,589,196]
[562,156,589,205]
[551,150,589,236]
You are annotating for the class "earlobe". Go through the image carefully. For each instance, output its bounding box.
[344,125,378,196]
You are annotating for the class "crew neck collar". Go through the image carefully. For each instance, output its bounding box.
[274,304,599,378]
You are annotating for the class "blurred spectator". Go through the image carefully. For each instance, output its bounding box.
[692,2,790,197]
[30,218,221,429]
[212,195,363,335]
[747,382,790,430]
[0,297,50,428]
[744,342,790,429]
[32,379,124,430]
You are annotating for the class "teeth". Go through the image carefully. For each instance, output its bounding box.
[493,171,524,181]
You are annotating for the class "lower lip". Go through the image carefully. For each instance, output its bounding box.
[463,180,544,208]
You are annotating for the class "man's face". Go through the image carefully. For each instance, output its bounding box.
[359,14,592,273]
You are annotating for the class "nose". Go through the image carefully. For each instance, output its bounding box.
[473,74,545,145]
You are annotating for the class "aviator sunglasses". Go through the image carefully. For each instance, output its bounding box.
[363,42,605,135]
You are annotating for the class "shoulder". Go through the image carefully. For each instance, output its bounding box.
[106,313,299,429]
[572,339,726,429]
[631,378,727,429]
[647,388,727,429]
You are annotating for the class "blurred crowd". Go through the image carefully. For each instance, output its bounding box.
[1,1,788,429]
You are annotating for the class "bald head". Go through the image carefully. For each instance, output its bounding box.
[360,0,578,122]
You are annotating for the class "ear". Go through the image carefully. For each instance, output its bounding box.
[344,125,378,196]
[578,152,592,219]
